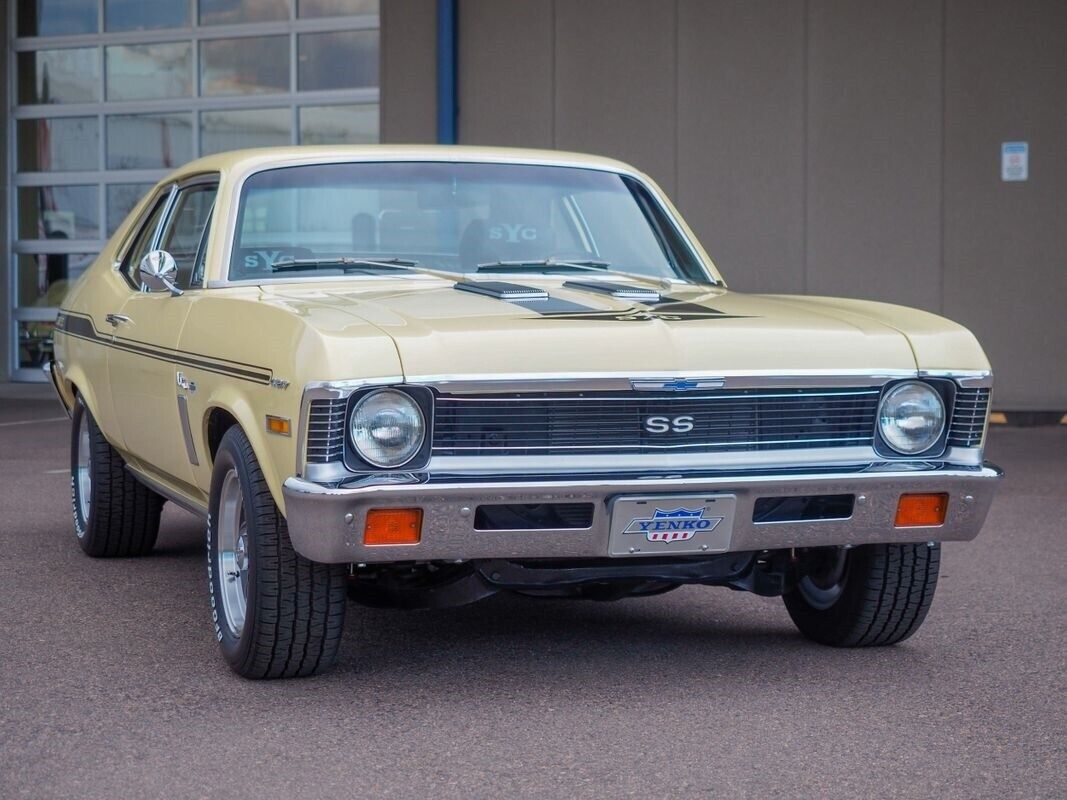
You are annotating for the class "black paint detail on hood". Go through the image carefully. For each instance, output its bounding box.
[450,278,755,322]
[453,281,549,300]
[524,307,752,322]
[562,280,661,302]
[453,280,606,314]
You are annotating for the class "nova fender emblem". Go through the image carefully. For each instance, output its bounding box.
[623,507,724,543]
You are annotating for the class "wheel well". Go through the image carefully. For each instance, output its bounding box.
[206,408,239,464]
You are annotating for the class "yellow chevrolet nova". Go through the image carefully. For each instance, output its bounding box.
[50,145,1001,679]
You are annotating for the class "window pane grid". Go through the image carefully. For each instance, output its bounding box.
[10,1,380,380]
[12,14,380,50]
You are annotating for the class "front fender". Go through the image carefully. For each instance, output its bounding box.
[195,384,301,515]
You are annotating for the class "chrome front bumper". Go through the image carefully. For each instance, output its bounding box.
[282,462,1002,564]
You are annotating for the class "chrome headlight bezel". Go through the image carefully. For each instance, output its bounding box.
[876,380,950,457]
[347,387,430,470]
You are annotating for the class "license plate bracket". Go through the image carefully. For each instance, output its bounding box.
[608,494,736,557]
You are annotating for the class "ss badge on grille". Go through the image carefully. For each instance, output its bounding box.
[644,415,694,434]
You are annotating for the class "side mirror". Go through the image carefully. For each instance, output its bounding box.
[138,250,182,296]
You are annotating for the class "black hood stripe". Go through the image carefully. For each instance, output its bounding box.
[450,279,751,321]
[562,279,661,302]
[452,280,603,315]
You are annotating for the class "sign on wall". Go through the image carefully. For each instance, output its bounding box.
[1001,142,1029,182]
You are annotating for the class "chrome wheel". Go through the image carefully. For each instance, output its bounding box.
[75,409,92,533]
[216,468,249,637]
[796,548,850,611]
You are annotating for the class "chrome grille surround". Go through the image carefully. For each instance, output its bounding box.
[296,371,993,480]
[431,387,882,457]
[948,387,991,448]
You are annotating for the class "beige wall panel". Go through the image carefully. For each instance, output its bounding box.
[458,0,554,147]
[677,0,805,293]
[944,0,1067,410]
[553,0,677,194]
[805,0,943,311]
[380,0,438,143]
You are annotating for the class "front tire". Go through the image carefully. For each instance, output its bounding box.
[207,426,347,679]
[783,543,941,647]
[70,397,163,557]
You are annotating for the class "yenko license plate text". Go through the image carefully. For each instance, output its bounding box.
[608,494,736,557]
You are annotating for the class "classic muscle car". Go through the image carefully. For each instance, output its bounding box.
[49,146,1001,679]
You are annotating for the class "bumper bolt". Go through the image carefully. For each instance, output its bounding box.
[856,494,867,505]
[459,506,471,517]
[344,513,354,525]
[963,494,975,504]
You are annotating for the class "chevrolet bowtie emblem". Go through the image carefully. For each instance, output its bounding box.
[631,378,726,392]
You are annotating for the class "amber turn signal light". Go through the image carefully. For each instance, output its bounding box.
[265,415,291,436]
[895,493,948,527]
[364,508,423,545]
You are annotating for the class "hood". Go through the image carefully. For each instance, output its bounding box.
[262,275,919,378]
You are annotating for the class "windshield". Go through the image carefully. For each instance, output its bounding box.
[229,161,709,282]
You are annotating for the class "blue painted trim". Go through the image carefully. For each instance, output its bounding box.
[436,0,457,144]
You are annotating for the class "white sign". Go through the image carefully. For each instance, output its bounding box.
[1001,141,1028,182]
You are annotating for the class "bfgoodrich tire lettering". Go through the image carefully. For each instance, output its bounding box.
[70,397,163,557]
[783,543,941,647]
[207,426,347,679]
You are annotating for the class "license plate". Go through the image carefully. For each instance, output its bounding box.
[608,494,736,557]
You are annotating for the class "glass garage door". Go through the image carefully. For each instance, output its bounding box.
[10,0,380,381]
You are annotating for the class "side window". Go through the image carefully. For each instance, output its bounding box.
[158,183,219,290]
[120,195,169,288]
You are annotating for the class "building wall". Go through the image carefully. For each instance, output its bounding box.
[942,0,1067,411]
[383,0,1067,411]
[380,0,438,143]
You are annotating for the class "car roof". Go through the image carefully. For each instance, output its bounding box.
[162,144,646,184]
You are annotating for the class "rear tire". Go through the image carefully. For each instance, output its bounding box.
[783,543,940,647]
[207,425,347,679]
[70,397,163,557]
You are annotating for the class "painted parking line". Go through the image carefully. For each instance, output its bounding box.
[44,469,69,474]
[0,416,68,428]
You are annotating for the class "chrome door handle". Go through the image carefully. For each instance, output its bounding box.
[176,372,197,393]
[105,313,131,326]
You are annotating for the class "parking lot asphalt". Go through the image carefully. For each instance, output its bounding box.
[0,394,1064,800]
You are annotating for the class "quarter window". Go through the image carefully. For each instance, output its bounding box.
[121,196,169,287]
[159,184,219,290]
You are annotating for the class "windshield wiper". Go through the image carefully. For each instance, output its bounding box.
[271,256,420,273]
[475,258,611,273]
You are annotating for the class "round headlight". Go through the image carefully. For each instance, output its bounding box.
[349,389,425,468]
[878,381,945,455]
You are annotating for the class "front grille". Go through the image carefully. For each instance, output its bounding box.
[305,398,347,463]
[431,388,882,457]
[947,388,991,447]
